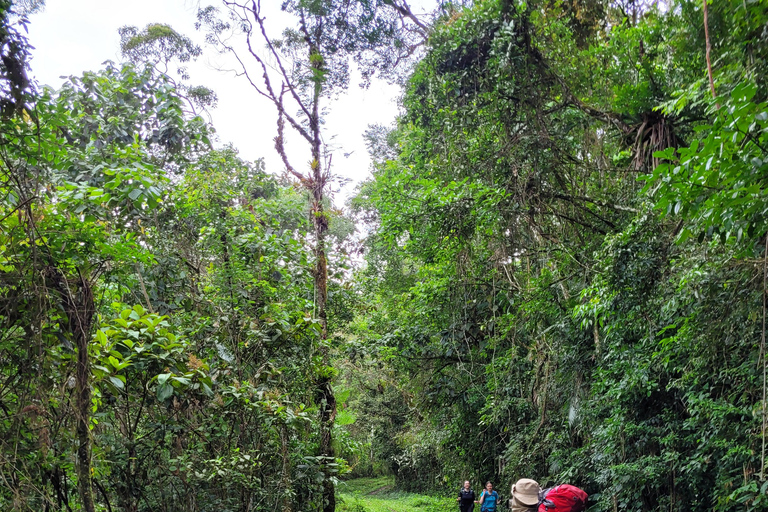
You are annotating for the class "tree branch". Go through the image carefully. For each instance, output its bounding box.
[541,192,639,213]
[385,0,430,37]
[251,0,313,122]
[702,0,718,105]
[274,87,305,182]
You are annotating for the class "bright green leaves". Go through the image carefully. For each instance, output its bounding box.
[645,81,768,249]
[0,36,338,512]
[51,62,210,164]
[93,304,213,401]
[56,159,167,221]
[347,1,768,507]
[370,164,508,263]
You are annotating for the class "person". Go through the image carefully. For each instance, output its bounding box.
[478,481,499,512]
[510,478,587,512]
[457,480,475,512]
[509,478,541,512]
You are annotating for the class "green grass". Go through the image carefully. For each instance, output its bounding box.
[337,477,455,512]
[337,476,396,495]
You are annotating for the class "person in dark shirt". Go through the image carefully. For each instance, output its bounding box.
[457,480,476,512]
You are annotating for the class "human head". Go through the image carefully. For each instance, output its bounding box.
[485,481,493,491]
[464,481,470,489]
[511,479,540,507]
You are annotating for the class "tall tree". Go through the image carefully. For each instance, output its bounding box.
[118,23,218,113]
[197,2,433,509]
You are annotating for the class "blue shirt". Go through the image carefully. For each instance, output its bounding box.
[480,490,499,511]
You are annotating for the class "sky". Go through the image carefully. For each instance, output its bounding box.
[26,0,422,202]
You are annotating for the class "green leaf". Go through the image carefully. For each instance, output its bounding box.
[108,375,125,390]
[92,365,111,375]
[95,329,108,345]
[171,376,191,386]
[335,409,356,426]
[157,382,173,401]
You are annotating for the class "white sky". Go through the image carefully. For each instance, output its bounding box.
[26,0,427,202]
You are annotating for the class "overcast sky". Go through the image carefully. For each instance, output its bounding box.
[26,0,428,202]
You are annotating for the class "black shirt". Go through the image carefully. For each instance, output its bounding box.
[459,488,476,505]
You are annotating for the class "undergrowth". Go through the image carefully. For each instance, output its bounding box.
[337,477,455,512]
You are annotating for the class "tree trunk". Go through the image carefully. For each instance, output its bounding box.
[279,422,293,512]
[312,169,337,512]
[46,268,96,512]
[308,41,336,512]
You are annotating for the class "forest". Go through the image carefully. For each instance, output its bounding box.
[1,0,768,511]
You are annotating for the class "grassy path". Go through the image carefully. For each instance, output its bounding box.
[338,477,455,512]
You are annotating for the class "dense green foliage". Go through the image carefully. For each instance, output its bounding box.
[3,0,768,511]
[0,57,348,511]
[339,1,768,511]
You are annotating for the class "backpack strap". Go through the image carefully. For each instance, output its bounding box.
[538,487,554,509]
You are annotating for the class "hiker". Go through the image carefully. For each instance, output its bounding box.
[457,480,475,512]
[478,481,499,512]
[509,478,588,512]
[509,478,541,511]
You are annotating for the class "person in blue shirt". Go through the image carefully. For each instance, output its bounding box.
[479,481,499,512]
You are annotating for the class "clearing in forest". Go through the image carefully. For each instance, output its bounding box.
[338,477,454,512]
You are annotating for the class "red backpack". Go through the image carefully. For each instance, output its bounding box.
[537,484,588,512]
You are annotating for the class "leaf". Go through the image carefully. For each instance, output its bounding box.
[95,329,108,345]
[157,382,173,401]
[108,375,125,390]
[171,376,191,386]
[92,365,111,375]
[335,409,356,426]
